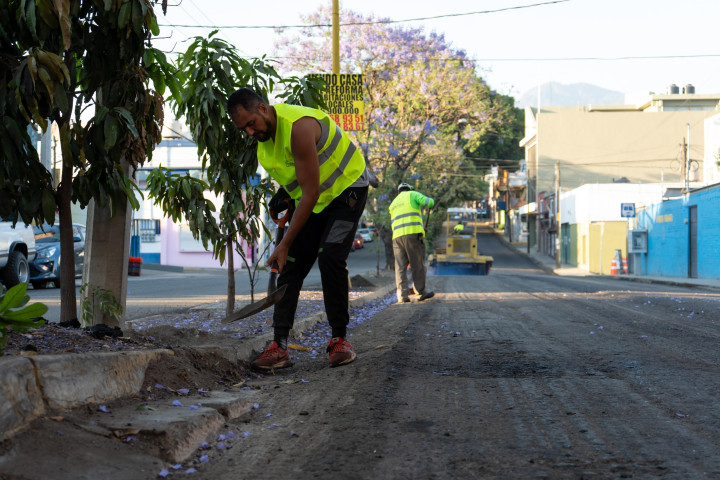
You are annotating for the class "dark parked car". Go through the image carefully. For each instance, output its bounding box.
[29,224,86,289]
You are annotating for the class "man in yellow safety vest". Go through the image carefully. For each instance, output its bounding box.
[388,182,435,303]
[228,88,371,370]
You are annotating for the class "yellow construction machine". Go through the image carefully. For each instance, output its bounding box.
[428,207,493,275]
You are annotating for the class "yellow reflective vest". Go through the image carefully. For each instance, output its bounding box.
[257,104,366,213]
[389,191,434,240]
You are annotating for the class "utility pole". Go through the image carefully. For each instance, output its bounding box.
[332,0,340,75]
[681,136,687,192]
[555,160,561,268]
[686,123,691,192]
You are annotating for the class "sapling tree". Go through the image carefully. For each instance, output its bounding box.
[150,32,324,316]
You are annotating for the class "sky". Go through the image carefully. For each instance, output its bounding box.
[152,0,720,101]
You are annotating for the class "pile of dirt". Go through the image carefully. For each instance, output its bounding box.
[140,347,252,397]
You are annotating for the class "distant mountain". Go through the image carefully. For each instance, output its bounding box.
[515,82,625,108]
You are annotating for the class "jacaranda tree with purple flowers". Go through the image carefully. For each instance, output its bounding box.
[273,7,515,267]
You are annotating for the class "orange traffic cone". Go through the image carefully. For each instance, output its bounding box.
[621,258,628,274]
[610,258,618,275]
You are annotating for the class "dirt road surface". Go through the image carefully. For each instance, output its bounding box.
[3,231,720,479]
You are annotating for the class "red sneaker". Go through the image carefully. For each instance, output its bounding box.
[252,341,292,370]
[327,337,357,367]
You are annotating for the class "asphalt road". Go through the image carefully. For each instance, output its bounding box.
[191,229,720,479]
[7,228,720,479]
[28,240,386,324]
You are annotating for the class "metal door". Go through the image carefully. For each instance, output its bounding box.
[688,205,697,278]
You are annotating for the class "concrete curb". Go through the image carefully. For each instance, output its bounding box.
[0,282,395,442]
[492,229,720,290]
[0,349,173,441]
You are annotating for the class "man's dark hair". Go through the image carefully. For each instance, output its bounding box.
[227,88,266,113]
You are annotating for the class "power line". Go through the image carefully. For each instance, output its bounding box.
[158,0,570,30]
[474,53,720,62]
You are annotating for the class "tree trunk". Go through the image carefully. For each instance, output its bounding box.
[226,240,235,317]
[57,161,77,323]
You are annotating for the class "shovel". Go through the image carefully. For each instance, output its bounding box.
[223,225,287,323]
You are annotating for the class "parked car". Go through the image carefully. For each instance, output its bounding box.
[356,227,375,243]
[352,233,364,250]
[29,223,86,289]
[0,220,36,288]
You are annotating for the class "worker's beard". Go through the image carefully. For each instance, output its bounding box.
[254,117,273,142]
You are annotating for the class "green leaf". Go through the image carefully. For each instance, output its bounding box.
[25,0,38,42]
[41,189,56,220]
[0,283,28,313]
[118,1,130,29]
[2,303,48,321]
[104,114,119,150]
[181,179,191,198]
[54,86,69,113]
[149,16,160,36]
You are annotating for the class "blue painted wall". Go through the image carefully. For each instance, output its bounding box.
[638,184,720,278]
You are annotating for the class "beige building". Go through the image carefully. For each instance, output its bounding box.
[521,91,720,196]
[519,90,720,251]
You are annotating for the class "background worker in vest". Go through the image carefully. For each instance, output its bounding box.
[389,182,435,303]
[453,222,464,234]
[227,88,371,370]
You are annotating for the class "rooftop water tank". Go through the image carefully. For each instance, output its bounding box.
[683,84,695,94]
[667,84,680,94]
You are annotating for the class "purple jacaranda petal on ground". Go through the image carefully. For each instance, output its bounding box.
[185,467,197,473]
[199,455,209,463]
[217,442,226,450]
[171,464,182,470]
[188,405,199,411]
[158,469,170,477]
[177,388,190,395]
[98,405,110,413]
[172,400,183,407]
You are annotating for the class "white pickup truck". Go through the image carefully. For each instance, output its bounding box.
[0,221,37,289]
